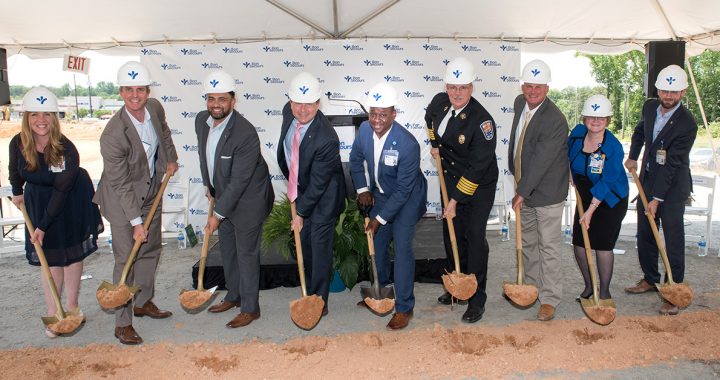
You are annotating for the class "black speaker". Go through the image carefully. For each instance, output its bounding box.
[644,41,685,98]
[0,48,9,106]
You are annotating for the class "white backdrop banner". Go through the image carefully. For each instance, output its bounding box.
[139,40,521,232]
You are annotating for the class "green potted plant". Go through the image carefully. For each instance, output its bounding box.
[261,195,369,289]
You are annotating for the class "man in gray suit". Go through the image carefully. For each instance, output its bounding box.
[507,59,569,321]
[195,70,274,328]
[94,61,178,345]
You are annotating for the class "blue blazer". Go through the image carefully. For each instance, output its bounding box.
[349,121,427,224]
[568,124,629,207]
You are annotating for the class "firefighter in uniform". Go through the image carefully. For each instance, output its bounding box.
[424,57,499,323]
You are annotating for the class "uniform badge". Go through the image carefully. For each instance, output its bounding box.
[443,106,449,112]
[480,120,494,140]
[459,113,466,120]
[458,134,466,144]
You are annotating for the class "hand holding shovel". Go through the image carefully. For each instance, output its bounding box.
[288,202,325,330]
[19,204,84,335]
[179,198,218,311]
[96,173,172,309]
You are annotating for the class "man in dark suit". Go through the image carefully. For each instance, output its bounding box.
[425,57,499,323]
[350,83,427,330]
[277,72,345,314]
[624,64,698,316]
[94,61,178,345]
[195,70,274,327]
[508,59,569,322]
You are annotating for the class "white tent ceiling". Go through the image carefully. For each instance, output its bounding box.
[2,0,719,58]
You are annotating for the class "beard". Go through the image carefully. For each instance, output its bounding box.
[659,97,680,110]
[209,108,231,120]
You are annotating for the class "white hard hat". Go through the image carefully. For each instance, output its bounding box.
[22,87,59,112]
[204,70,236,94]
[288,72,321,103]
[581,94,613,117]
[366,82,398,108]
[117,61,151,86]
[522,59,551,84]
[655,64,688,91]
[444,57,475,85]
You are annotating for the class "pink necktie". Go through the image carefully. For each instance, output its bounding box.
[287,123,302,202]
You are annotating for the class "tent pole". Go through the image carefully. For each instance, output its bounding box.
[685,55,718,175]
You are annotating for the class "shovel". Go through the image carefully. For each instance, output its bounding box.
[574,187,616,325]
[433,152,477,301]
[19,204,84,335]
[96,173,172,309]
[359,206,395,315]
[179,198,218,311]
[502,205,539,307]
[630,171,693,308]
[288,202,325,330]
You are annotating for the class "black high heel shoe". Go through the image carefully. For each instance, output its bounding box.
[575,291,592,303]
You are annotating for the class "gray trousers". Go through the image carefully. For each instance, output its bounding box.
[520,201,565,307]
[218,218,262,314]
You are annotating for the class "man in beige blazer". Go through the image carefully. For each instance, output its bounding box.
[94,61,178,345]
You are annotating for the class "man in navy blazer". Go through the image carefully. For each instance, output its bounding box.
[195,70,274,328]
[350,83,427,330]
[277,72,345,314]
[624,64,698,316]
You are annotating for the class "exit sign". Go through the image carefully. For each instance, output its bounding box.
[63,54,90,74]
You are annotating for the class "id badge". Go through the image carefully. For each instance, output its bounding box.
[49,157,66,173]
[383,149,399,166]
[656,149,667,165]
[588,153,604,174]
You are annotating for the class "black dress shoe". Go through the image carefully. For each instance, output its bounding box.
[437,292,468,305]
[461,307,485,323]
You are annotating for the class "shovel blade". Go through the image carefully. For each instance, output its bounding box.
[580,298,617,326]
[179,289,216,311]
[360,284,395,300]
[656,282,694,308]
[290,295,324,330]
[502,281,538,307]
[41,315,59,326]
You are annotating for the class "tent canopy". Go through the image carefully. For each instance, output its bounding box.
[2,0,719,58]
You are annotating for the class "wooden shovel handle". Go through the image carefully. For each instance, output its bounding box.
[119,172,173,284]
[434,156,461,272]
[574,187,600,304]
[514,205,525,285]
[197,198,215,291]
[364,217,376,257]
[19,204,66,318]
[290,202,308,297]
[630,171,675,284]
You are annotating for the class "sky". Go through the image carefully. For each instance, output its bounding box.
[7,50,599,90]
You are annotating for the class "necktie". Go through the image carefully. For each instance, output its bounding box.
[514,111,532,182]
[438,109,456,137]
[287,123,302,202]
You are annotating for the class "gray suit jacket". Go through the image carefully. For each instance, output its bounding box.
[507,94,569,207]
[195,110,274,227]
[93,98,178,225]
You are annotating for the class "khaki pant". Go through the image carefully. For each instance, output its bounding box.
[520,201,564,307]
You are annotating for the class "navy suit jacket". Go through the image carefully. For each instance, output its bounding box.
[277,102,345,222]
[629,99,697,203]
[349,121,427,224]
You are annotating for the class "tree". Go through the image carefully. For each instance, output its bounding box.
[549,86,604,127]
[685,50,720,126]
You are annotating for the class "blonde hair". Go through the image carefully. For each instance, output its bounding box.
[20,112,64,171]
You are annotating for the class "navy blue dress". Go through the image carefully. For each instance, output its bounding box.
[8,134,103,266]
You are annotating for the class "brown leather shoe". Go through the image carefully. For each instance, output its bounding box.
[537,304,555,321]
[386,311,413,330]
[357,300,369,309]
[625,279,657,294]
[133,301,172,319]
[322,305,328,317]
[659,301,680,316]
[208,299,240,313]
[226,312,260,328]
[114,325,143,345]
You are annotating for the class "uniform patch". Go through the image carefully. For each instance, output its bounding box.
[480,120,494,140]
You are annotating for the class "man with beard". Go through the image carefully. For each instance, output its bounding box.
[195,70,274,327]
[624,64,698,316]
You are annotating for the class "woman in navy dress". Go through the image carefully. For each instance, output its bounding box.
[8,87,103,337]
[567,94,629,301]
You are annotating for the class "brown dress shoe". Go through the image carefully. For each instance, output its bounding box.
[537,304,555,321]
[133,301,172,319]
[386,311,413,330]
[659,301,680,315]
[114,325,143,345]
[208,299,240,313]
[226,312,260,328]
[322,305,328,317]
[625,279,657,294]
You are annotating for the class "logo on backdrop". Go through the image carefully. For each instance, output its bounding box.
[423,169,439,177]
[189,208,208,215]
[499,44,519,52]
[384,75,404,82]
[329,92,346,99]
[180,79,202,86]
[461,44,482,52]
[500,106,514,114]
[404,122,423,130]
[499,75,520,83]
[403,90,424,98]
[262,46,284,52]
[182,144,199,152]
[149,81,162,87]
[270,174,286,181]
[265,142,274,150]
[221,47,243,54]
[423,75,443,82]
[303,44,324,52]
[167,192,184,200]
[363,59,384,67]
[181,111,199,118]
[255,126,267,133]
[140,48,162,55]
[421,44,443,51]
[161,63,181,70]
[481,91,501,98]
[338,141,352,151]
[481,59,501,67]
[283,60,305,68]
[179,48,203,56]
[501,137,509,145]
[201,62,223,69]
[170,128,183,135]
[243,93,265,100]
[263,77,285,84]
[190,177,204,184]
[344,75,365,83]
[264,109,282,116]
[323,59,344,67]
[243,61,264,68]
[342,44,364,51]
[403,59,423,67]
[347,108,364,115]
[383,44,404,51]
[423,138,431,145]
[426,201,441,209]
